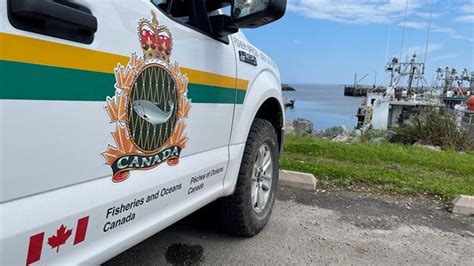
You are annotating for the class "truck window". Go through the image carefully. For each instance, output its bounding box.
[151,0,213,35]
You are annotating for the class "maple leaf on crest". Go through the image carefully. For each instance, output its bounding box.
[47,224,73,253]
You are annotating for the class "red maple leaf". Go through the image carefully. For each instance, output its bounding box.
[47,224,73,252]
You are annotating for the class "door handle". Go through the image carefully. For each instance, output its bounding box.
[8,0,98,44]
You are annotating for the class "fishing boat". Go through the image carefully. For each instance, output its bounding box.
[436,67,473,108]
[356,56,474,130]
[355,0,473,130]
[460,96,474,139]
[283,97,295,107]
[437,68,474,129]
[356,54,444,130]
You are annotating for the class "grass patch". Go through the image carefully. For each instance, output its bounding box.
[281,135,474,199]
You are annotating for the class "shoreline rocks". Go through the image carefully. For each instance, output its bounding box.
[284,119,473,152]
[285,118,386,143]
[292,118,313,135]
[413,143,442,151]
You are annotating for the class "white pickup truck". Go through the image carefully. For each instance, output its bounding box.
[0,0,286,264]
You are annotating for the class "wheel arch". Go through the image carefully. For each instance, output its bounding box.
[230,69,284,147]
[223,70,284,195]
[254,97,284,151]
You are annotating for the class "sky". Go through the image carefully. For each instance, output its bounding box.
[243,0,474,85]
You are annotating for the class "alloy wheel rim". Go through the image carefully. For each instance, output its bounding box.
[251,143,273,213]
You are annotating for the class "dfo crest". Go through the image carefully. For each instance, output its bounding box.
[102,12,191,183]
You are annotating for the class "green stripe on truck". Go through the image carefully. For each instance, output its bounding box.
[0,61,245,104]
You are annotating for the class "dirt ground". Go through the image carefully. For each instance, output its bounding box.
[105,187,474,265]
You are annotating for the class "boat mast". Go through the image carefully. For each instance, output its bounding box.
[423,0,434,68]
[399,0,409,60]
[407,55,416,97]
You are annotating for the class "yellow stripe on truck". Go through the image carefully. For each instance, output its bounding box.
[0,33,248,90]
[0,33,129,74]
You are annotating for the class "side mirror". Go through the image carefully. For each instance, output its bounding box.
[231,0,286,28]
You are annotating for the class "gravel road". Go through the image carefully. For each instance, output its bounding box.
[105,187,474,265]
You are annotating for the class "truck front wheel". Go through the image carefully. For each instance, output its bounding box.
[218,118,279,236]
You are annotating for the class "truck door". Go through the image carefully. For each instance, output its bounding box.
[148,0,241,196]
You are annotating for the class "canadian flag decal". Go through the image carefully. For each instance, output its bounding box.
[26,216,89,265]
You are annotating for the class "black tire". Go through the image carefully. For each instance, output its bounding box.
[218,118,279,236]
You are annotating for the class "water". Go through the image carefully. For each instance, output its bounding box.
[283,84,361,130]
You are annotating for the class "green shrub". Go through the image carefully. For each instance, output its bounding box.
[390,108,473,151]
[360,129,386,143]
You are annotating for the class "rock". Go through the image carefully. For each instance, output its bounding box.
[322,125,349,138]
[451,195,474,216]
[414,143,441,151]
[332,134,351,142]
[312,130,323,137]
[351,129,362,138]
[292,118,313,135]
[284,121,295,135]
[370,137,385,144]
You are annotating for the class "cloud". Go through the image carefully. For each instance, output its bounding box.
[287,0,425,24]
[455,2,474,23]
[397,22,474,43]
[459,2,474,14]
[287,0,474,42]
[407,42,443,56]
[401,21,429,29]
[431,53,463,62]
[432,26,474,42]
[416,12,441,19]
[455,15,474,23]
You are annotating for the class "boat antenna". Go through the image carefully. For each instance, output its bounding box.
[399,0,409,60]
[385,24,392,63]
[423,0,434,66]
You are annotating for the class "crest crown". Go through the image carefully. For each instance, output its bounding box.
[138,11,173,62]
